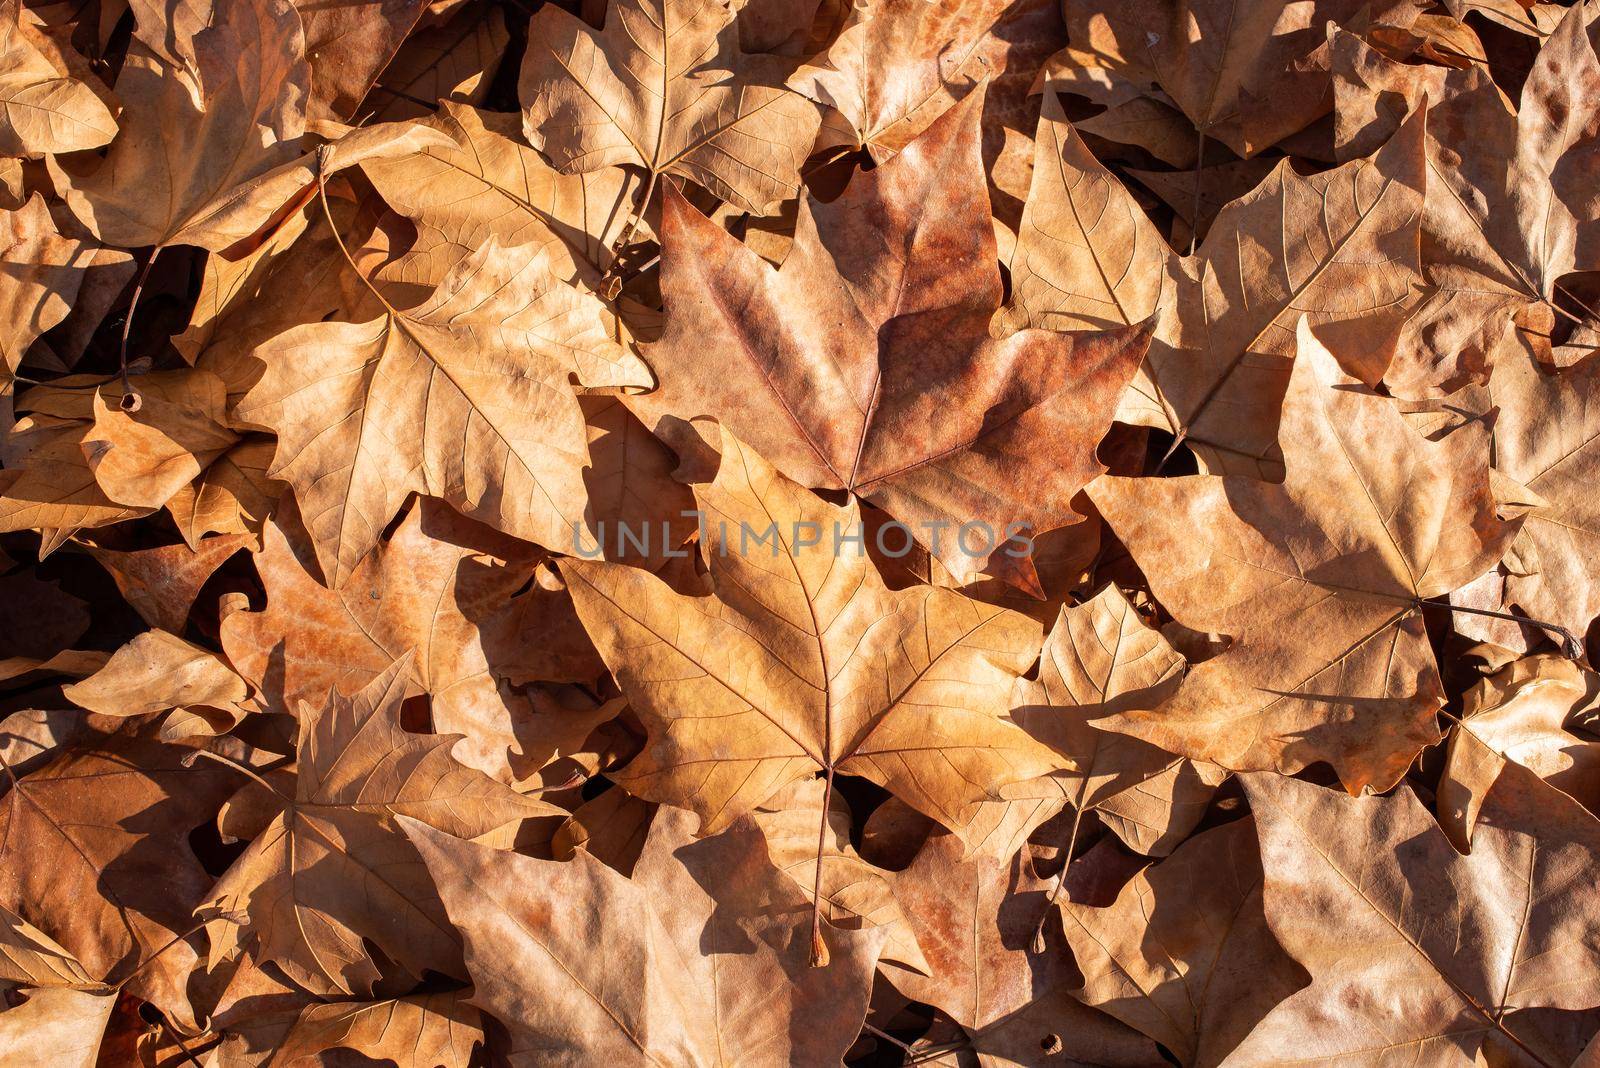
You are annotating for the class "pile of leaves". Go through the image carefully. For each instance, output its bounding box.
[4,0,1600,1063]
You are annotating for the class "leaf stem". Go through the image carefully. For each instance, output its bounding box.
[808,763,836,968]
[117,246,161,412]
[607,169,659,278]
[1421,598,1584,659]
[1032,800,1085,953]
[184,747,287,797]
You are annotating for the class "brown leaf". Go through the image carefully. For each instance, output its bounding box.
[561,423,1061,843]
[519,0,821,215]
[1440,654,1600,850]
[220,497,584,783]
[405,806,884,1066]
[1006,92,1426,473]
[0,987,115,1067]
[1230,767,1600,1065]
[203,660,556,995]
[0,733,241,1029]
[362,102,647,285]
[237,235,648,586]
[1491,337,1600,641]
[0,0,116,157]
[293,0,429,120]
[1059,818,1308,1068]
[268,990,482,1067]
[787,0,1011,156]
[1088,321,1514,792]
[642,88,1150,582]
[0,195,92,415]
[883,828,1166,1065]
[1012,584,1225,857]
[84,531,253,633]
[1063,0,1421,157]
[752,778,930,973]
[62,628,249,726]
[46,0,310,251]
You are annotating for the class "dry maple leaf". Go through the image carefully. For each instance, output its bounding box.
[1332,8,1600,384]
[751,778,931,974]
[0,987,116,1067]
[787,0,1011,156]
[1438,654,1600,851]
[1088,320,1516,793]
[361,102,648,286]
[519,0,821,216]
[1005,91,1426,474]
[366,5,509,125]
[46,0,310,252]
[1490,339,1600,642]
[243,990,482,1067]
[237,229,648,587]
[641,88,1150,583]
[404,806,884,1067]
[561,423,1060,852]
[202,660,557,996]
[1058,817,1308,1068]
[1061,0,1421,158]
[82,531,253,634]
[294,0,429,120]
[1011,585,1220,857]
[0,733,241,1031]
[62,628,250,738]
[0,0,116,157]
[1230,768,1600,1066]
[882,828,1166,1067]
[0,194,94,416]
[219,497,596,783]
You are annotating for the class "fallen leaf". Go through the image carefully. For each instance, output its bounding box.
[404,806,884,1066]
[1088,320,1514,792]
[203,660,557,995]
[641,88,1150,582]
[519,0,821,215]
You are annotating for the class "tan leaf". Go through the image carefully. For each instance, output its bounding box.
[46,0,310,251]
[1440,654,1600,850]
[293,0,428,120]
[641,88,1150,583]
[1088,321,1514,792]
[786,0,1011,156]
[0,987,115,1068]
[561,423,1060,843]
[237,236,647,586]
[219,498,585,784]
[1229,768,1600,1066]
[367,5,509,124]
[0,734,242,1029]
[883,828,1166,1066]
[164,439,280,549]
[1012,584,1224,858]
[1062,0,1421,158]
[362,102,645,285]
[1491,338,1600,640]
[403,806,885,1067]
[269,990,482,1068]
[63,628,248,720]
[203,660,557,996]
[1007,93,1426,474]
[84,532,253,633]
[0,195,92,412]
[1059,818,1308,1068]
[519,0,821,215]
[0,0,116,157]
[752,778,930,973]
